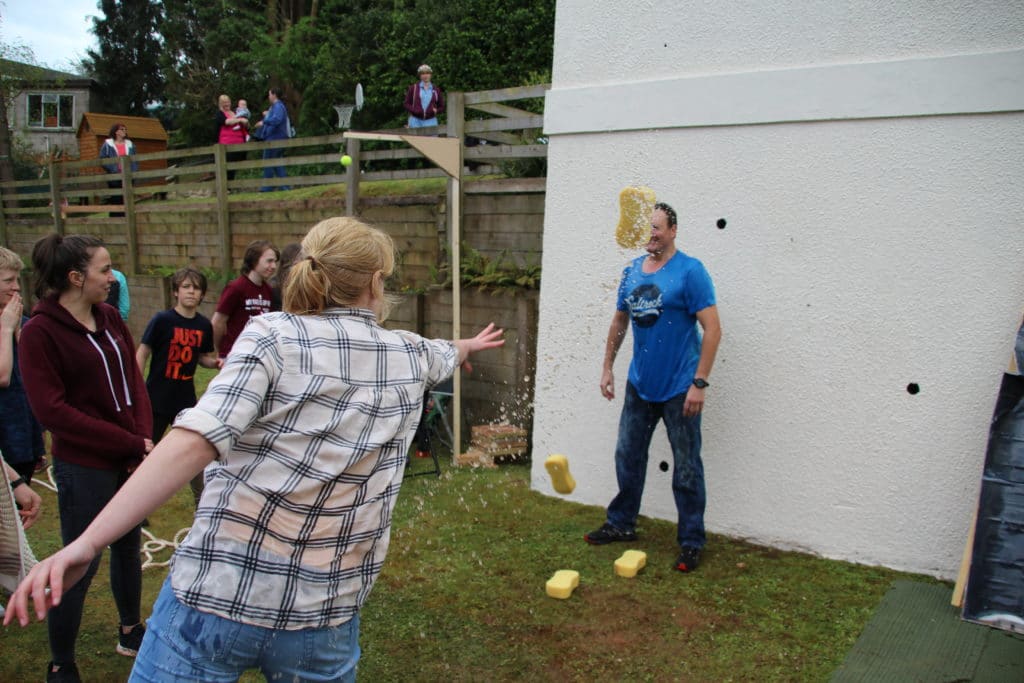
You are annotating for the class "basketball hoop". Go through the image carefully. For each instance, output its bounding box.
[334,104,356,129]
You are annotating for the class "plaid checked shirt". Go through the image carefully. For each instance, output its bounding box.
[169,307,457,629]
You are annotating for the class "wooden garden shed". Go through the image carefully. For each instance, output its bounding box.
[76,113,169,175]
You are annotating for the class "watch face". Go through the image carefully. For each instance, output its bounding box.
[693,378,709,389]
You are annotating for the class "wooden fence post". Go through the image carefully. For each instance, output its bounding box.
[446,90,465,144]
[212,145,233,276]
[122,162,138,273]
[213,144,232,273]
[345,137,360,216]
[49,159,64,235]
[446,89,466,302]
[446,91,466,225]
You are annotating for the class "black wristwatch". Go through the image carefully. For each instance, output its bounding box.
[692,378,709,389]
[9,476,27,489]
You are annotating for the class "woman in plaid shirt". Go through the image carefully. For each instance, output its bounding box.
[5,217,504,681]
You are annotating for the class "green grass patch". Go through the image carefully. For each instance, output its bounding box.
[2,369,940,680]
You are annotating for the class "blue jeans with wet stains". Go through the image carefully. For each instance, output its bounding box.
[606,382,706,549]
[130,577,359,682]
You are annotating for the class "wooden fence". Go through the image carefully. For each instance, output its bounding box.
[0,84,550,277]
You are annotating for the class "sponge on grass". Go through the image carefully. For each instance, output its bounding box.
[545,570,580,599]
[616,186,657,248]
[614,550,647,578]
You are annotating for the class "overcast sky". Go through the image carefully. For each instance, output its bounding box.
[3,0,99,72]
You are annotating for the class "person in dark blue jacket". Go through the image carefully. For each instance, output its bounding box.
[253,88,291,192]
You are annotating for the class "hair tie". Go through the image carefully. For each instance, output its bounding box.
[306,255,318,270]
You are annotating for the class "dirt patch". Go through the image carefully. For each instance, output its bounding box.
[529,585,733,680]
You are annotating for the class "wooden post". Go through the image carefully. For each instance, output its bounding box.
[952,508,978,607]
[414,290,425,336]
[345,138,360,216]
[213,144,232,274]
[446,91,465,144]
[451,174,463,458]
[122,162,138,275]
[212,145,233,276]
[446,92,466,458]
[48,159,64,235]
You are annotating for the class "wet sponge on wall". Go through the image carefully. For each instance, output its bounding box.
[616,186,657,248]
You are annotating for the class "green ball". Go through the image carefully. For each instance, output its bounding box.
[340,155,352,167]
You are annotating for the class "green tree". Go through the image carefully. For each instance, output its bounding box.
[160,0,275,147]
[84,0,166,116]
[154,0,555,146]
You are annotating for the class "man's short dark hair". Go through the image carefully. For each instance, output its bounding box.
[654,202,677,228]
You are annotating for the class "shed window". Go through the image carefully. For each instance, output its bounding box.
[27,94,74,128]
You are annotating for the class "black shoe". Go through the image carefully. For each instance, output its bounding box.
[674,546,701,573]
[117,622,146,657]
[584,522,637,545]
[46,662,82,683]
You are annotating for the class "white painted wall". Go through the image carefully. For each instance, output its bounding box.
[532,1,1024,578]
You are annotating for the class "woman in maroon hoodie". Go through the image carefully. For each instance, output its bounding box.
[19,234,152,683]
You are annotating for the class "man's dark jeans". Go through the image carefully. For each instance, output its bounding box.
[606,382,707,549]
[260,147,288,191]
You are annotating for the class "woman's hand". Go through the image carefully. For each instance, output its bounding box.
[454,323,504,365]
[13,481,41,529]
[1,292,22,333]
[3,538,99,626]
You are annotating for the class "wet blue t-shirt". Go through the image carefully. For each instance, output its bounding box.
[616,251,716,402]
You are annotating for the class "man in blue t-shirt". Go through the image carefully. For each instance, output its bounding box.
[585,202,722,573]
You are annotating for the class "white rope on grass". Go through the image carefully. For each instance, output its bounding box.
[140,526,191,570]
[33,462,57,493]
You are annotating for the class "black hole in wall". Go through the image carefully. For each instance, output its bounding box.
[716,218,727,229]
[907,383,920,395]
[659,461,669,472]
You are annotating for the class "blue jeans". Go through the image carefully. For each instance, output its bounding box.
[606,382,706,549]
[130,577,360,682]
[260,147,288,191]
[49,459,142,665]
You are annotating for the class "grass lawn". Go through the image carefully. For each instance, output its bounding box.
[2,368,944,681]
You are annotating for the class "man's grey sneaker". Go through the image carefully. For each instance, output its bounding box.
[116,622,146,657]
[674,546,701,573]
[584,522,637,545]
[46,662,82,683]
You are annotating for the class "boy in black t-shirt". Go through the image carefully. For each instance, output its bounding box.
[136,268,221,504]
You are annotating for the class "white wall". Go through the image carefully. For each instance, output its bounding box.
[532,1,1024,578]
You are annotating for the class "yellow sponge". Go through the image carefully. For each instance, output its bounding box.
[546,569,580,599]
[614,550,647,578]
[616,186,657,248]
[544,454,576,494]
